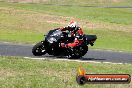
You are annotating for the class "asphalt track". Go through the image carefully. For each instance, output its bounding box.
[0,42,132,64]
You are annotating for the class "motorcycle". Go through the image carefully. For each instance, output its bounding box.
[32,29,97,58]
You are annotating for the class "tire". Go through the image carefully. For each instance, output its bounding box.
[81,45,88,56]
[67,48,81,59]
[68,45,88,59]
[32,42,46,56]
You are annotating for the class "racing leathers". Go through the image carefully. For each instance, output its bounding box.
[60,26,84,48]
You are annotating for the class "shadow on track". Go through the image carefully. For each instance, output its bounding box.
[40,55,106,61]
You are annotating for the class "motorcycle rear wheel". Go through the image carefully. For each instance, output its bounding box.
[68,45,88,59]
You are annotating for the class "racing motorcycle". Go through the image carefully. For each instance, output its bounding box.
[32,29,97,58]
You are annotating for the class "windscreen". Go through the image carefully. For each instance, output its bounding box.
[50,30,62,37]
[46,29,63,43]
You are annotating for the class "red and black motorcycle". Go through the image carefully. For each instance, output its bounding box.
[32,29,97,58]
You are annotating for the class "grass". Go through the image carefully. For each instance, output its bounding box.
[0,2,132,51]
[1,0,132,6]
[0,56,131,88]
[86,29,132,52]
[0,2,132,25]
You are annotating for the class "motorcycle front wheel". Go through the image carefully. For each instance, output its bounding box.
[32,42,46,56]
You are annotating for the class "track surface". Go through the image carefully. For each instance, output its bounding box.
[0,42,132,63]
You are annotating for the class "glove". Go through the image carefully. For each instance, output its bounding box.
[60,43,68,48]
[66,30,70,34]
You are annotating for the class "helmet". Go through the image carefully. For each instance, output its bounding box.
[67,21,79,29]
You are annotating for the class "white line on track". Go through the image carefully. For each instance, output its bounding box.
[24,57,129,64]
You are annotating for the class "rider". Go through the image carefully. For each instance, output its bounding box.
[60,21,84,48]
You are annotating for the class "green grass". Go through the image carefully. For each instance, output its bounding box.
[1,0,132,6]
[0,2,132,25]
[0,29,43,43]
[0,56,131,88]
[0,2,132,52]
[87,29,132,52]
